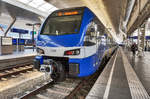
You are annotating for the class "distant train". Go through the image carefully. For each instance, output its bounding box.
[34,7,116,81]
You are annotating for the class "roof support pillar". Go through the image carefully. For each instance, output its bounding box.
[137,23,146,57]
[4,17,16,37]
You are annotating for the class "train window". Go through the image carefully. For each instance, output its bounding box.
[83,22,97,46]
[41,15,82,35]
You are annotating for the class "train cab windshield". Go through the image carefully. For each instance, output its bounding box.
[41,14,82,35]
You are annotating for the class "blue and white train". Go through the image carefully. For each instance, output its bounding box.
[34,7,116,81]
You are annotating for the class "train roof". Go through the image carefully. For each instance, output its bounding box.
[52,7,105,29]
[47,6,107,35]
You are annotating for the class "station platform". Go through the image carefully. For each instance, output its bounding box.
[124,49,150,96]
[0,49,37,70]
[0,49,37,60]
[86,47,150,99]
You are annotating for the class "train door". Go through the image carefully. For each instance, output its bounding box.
[96,30,107,64]
[93,23,99,69]
[84,21,98,68]
[96,31,101,69]
[95,23,104,69]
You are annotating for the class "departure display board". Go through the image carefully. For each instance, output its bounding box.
[51,8,84,17]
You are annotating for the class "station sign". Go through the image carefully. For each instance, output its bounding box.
[146,36,150,40]
[30,31,36,34]
[11,28,29,34]
[129,36,150,40]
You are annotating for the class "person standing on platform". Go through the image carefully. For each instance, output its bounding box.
[131,43,138,56]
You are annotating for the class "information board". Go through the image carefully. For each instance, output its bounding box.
[1,37,12,45]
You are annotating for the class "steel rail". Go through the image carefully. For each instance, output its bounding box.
[0,65,33,79]
[0,62,33,72]
[19,80,54,99]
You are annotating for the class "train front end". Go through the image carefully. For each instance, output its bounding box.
[34,7,96,81]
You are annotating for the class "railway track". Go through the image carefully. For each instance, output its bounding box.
[12,51,113,99]
[16,69,101,99]
[66,68,102,99]
[17,78,82,99]
[0,66,104,99]
[11,59,110,99]
[0,64,34,80]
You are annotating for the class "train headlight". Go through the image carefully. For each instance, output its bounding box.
[64,49,80,55]
[37,48,44,54]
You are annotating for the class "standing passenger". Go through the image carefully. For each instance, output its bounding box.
[131,43,138,56]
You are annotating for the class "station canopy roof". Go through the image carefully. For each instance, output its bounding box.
[16,0,57,14]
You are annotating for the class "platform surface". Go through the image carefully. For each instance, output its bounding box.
[124,49,150,95]
[0,49,37,60]
[86,47,150,99]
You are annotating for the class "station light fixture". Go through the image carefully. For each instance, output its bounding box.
[26,23,41,26]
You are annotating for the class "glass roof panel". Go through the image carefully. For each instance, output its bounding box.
[18,0,31,4]
[29,0,45,8]
[38,7,47,12]
[28,2,38,8]
[40,3,54,10]
[49,7,58,12]
[16,0,58,14]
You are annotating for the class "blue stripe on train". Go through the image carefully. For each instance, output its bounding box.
[69,54,98,77]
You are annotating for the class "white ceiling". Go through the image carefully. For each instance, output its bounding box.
[16,0,57,14]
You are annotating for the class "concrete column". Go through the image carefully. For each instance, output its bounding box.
[137,24,145,57]
[140,26,145,50]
